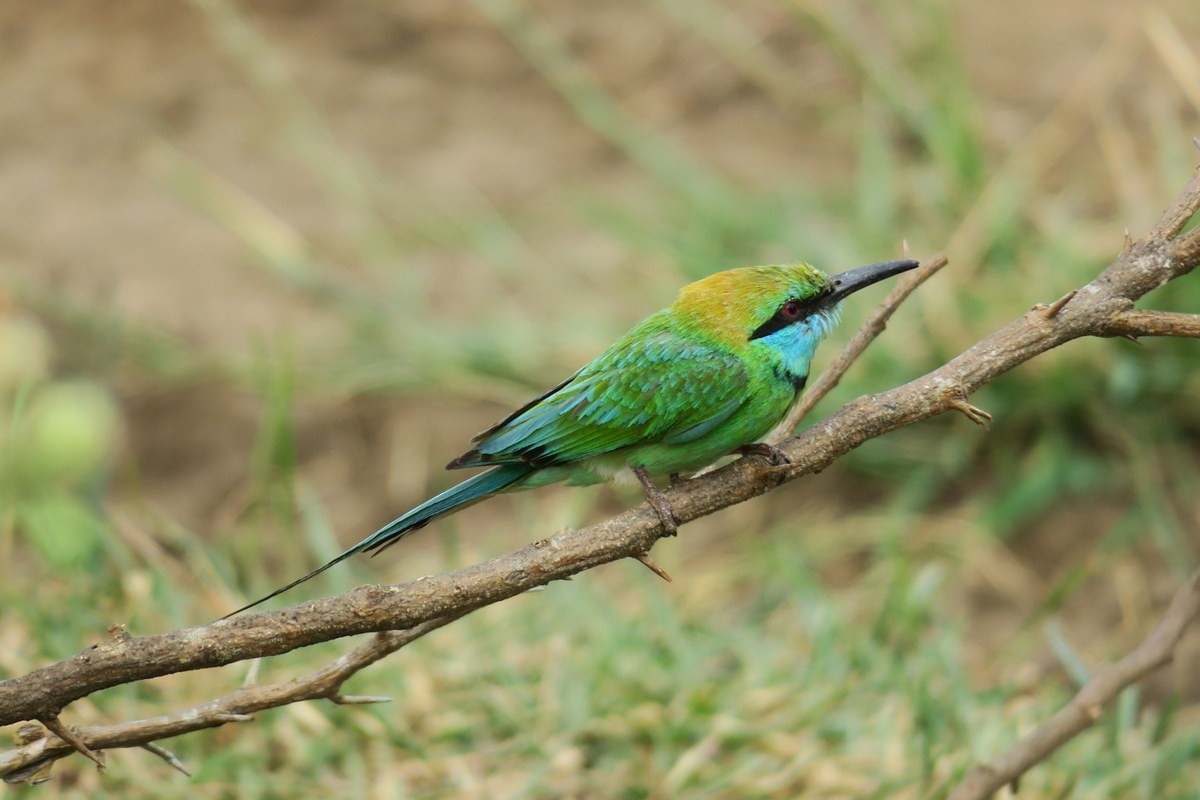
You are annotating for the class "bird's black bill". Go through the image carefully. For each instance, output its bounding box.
[826,259,920,304]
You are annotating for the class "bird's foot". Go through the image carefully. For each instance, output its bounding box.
[633,466,679,536]
[734,442,792,467]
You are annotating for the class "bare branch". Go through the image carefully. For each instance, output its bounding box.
[1173,225,1200,263]
[1,613,462,783]
[138,743,191,777]
[1146,164,1200,239]
[1102,309,1200,339]
[948,569,1200,800]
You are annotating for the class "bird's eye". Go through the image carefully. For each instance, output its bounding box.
[750,298,809,341]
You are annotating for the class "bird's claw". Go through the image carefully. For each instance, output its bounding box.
[734,442,792,467]
[646,494,680,537]
[633,466,680,536]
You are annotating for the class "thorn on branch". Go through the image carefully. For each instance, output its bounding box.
[1034,290,1077,319]
[139,743,191,777]
[946,393,993,430]
[38,716,105,772]
[327,694,393,706]
[212,713,254,723]
[632,552,673,582]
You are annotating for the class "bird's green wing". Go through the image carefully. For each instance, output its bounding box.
[448,320,748,469]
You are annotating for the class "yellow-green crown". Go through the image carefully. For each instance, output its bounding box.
[672,263,832,343]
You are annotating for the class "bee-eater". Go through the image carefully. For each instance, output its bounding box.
[225,258,918,617]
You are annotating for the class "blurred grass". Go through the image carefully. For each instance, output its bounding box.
[3,0,1200,797]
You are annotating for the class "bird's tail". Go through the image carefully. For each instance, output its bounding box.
[221,463,535,618]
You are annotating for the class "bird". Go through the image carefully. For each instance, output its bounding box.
[223,258,919,617]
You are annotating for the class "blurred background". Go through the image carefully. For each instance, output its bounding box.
[2,0,1200,797]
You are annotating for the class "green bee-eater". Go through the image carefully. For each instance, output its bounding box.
[226,258,918,616]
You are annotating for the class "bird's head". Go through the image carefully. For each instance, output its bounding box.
[674,259,919,356]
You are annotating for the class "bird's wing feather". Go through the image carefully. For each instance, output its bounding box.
[448,323,748,469]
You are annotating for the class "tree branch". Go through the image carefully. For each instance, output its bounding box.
[1,613,464,783]
[948,568,1200,800]
[1101,309,1200,338]
[1,165,1198,785]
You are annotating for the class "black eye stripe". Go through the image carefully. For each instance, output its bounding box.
[748,293,828,340]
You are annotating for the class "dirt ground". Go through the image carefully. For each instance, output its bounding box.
[3,0,1190,349]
